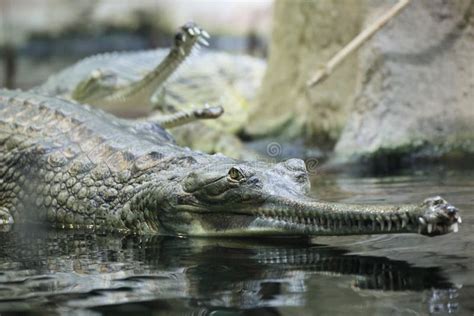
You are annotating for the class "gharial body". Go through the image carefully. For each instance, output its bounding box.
[0,89,461,236]
[35,22,265,157]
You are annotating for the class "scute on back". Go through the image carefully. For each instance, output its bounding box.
[0,89,179,163]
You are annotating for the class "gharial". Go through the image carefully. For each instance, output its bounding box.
[35,22,265,157]
[0,89,461,236]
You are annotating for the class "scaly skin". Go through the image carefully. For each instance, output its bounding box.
[0,90,461,236]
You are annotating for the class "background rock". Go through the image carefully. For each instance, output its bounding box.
[246,0,365,148]
[334,0,474,163]
[0,0,272,89]
[248,0,474,165]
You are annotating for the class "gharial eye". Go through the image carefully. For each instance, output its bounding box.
[227,167,245,182]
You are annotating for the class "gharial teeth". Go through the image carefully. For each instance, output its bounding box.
[179,47,186,56]
[202,30,210,38]
[457,217,462,224]
[401,218,407,228]
[376,217,384,231]
[451,223,459,233]
[418,217,426,226]
[427,224,433,234]
[394,218,401,230]
[193,27,201,35]
[198,37,209,46]
[188,28,195,36]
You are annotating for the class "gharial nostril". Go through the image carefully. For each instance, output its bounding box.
[446,205,458,215]
[282,158,307,172]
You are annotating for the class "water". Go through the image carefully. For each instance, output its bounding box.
[0,169,472,315]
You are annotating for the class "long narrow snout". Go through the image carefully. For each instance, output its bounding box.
[251,195,461,236]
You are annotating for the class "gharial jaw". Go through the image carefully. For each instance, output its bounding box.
[170,195,461,237]
[72,22,210,107]
[244,196,461,237]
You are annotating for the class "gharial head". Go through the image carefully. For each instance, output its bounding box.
[71,22,209,103]
[71,69,118,102]
[151,157,461,237]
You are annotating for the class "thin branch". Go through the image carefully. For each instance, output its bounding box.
[307,0,412,88]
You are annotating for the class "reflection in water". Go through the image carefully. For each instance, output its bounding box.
[0,225,460,314]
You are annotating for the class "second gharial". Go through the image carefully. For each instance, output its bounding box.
[34,22,265,158]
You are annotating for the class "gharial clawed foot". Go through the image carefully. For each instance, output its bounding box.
[417,196,461,236]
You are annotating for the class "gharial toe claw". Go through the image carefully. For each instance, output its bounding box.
[417,196,461,236]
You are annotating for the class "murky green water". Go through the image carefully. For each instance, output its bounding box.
[0,169,472,315]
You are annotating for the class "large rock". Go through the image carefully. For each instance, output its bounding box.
[335,0,474,163]
[245,0,365,146]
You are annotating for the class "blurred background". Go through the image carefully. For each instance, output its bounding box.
[0,0,272,89]
[1,0,473,167]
